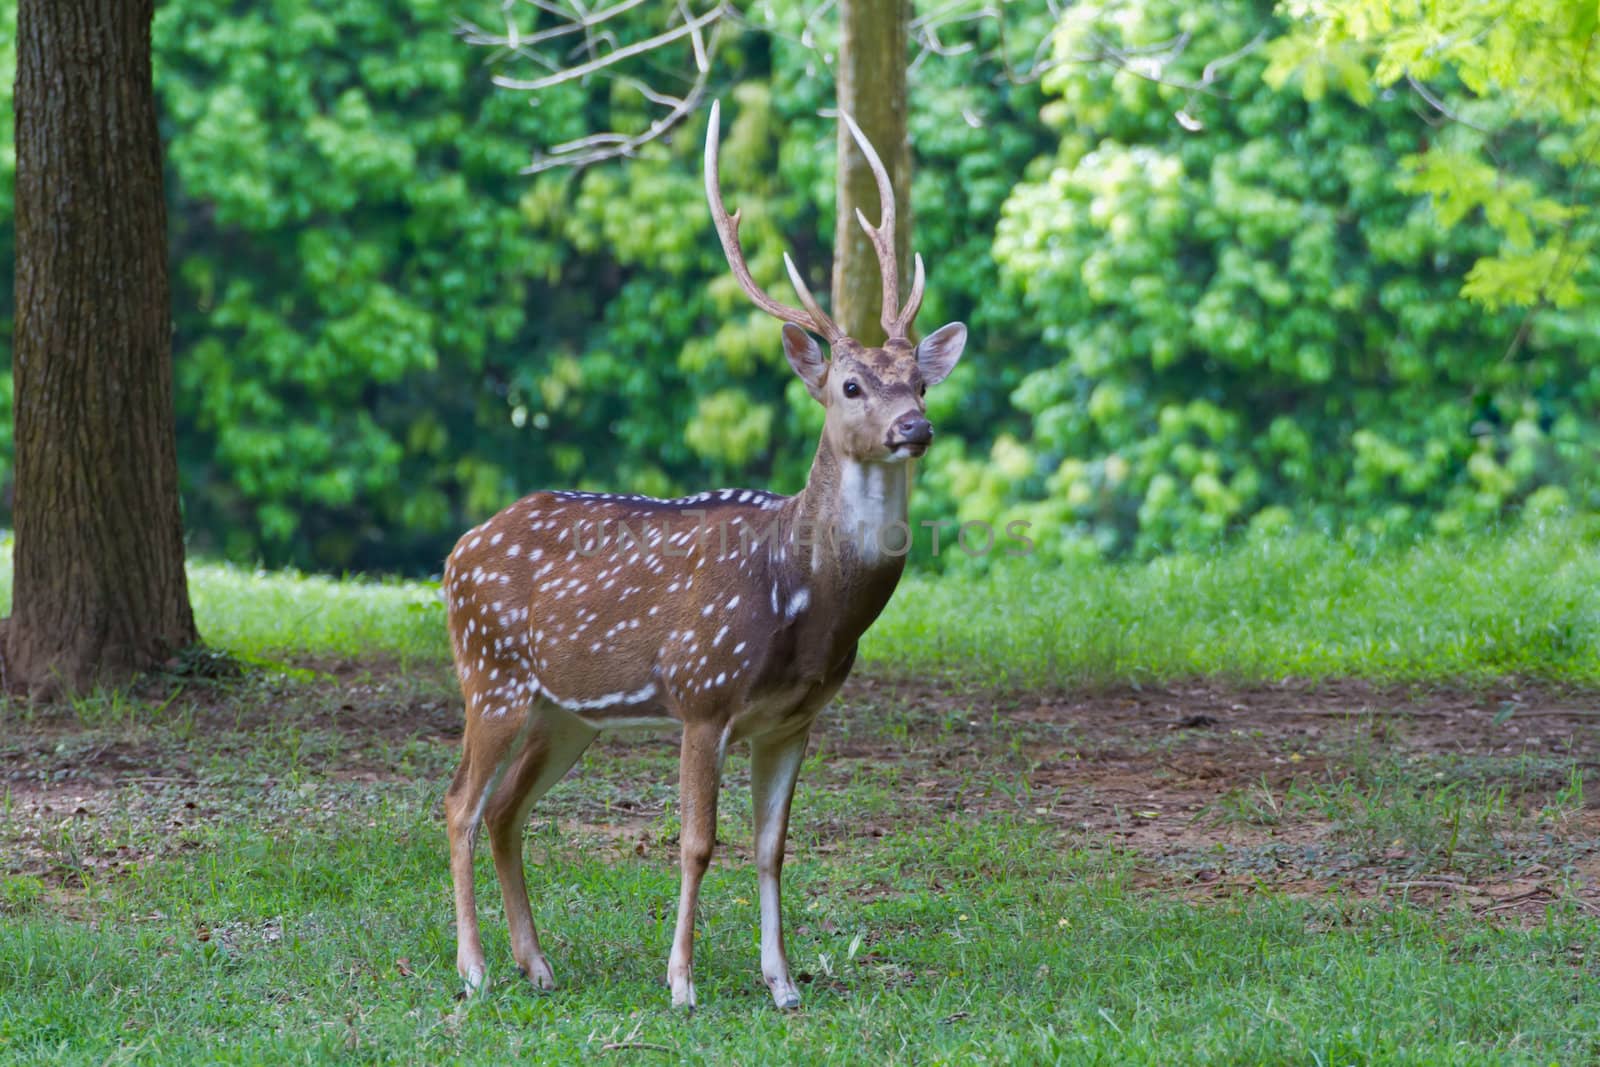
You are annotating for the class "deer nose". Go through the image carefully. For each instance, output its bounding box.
[891,414,933,446]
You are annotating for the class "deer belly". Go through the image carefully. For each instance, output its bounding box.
[537,671,671,728]
[518,607,663,717]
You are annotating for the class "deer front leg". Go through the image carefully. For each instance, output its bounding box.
[750,728,809,1009]
[667,720,726,1009]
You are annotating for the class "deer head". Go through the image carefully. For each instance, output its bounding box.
[704,99,968,468]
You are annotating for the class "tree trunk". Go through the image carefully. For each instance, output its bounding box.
[832,0,912,346]
[9,0,198,697]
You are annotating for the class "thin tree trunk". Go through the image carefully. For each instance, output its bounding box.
[832,0,912,346]
[9,0,198,697]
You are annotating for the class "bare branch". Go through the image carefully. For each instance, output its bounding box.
[523,74,710,173]
[474,0,1258,173]
[492,3,726,92]
[908,3,1261,97]
[910,1,1065,85]
[800,0,837,55]
[464,0,732,173]
[1200,29,1268,88]
[681,0,710,72]
[613,73,687,110]
[1035,26,1267,103]
[454,15,586,52]
[1405,72,1494,133]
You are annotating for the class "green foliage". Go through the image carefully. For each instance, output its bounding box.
[1267,0,1600,311]
[971,0,1600,557]
[156,0,576,569]
[0,0,1055,572]
[0,0,1594,571]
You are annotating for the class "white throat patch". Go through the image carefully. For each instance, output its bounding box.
[830,459,910,568]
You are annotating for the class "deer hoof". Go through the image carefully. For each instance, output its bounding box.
[768,976,801,1010]
[459,964,488,996]
[520,957,557,991]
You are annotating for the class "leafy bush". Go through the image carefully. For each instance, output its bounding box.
[968,0,1600,559]
[0,1,1053,572]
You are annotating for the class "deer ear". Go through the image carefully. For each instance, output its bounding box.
[915,322,967,386]
[782,323,828,400]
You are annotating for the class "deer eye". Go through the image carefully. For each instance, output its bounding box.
[919,382,927,397]
[843,380,862,398]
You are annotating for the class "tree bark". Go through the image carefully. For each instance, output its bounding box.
[832,0,912,346]
[10,0,198,696]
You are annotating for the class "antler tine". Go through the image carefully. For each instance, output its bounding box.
[783,253,836,337]
[894,253,926,339]
[704,100,843,342]
[840,110,922,340]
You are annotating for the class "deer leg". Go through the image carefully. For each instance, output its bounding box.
[484,707,597,990]
[750,728,809,1009]
[444,708,531,993]
[667,720,727,1009]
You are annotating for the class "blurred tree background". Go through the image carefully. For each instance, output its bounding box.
[0,0,1593,574]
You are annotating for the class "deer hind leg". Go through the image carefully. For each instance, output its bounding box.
[750,727,810,1010]
[667,719,728,1010]
[444,701,534,993]
[484,705,597,989]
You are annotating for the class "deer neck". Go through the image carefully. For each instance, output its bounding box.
[779,436,910,664]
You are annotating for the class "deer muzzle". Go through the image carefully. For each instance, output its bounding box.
[887,414,933,456]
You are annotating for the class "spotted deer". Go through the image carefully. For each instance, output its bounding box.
[441,100,967,1010]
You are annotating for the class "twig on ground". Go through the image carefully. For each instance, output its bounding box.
[1387,879,1479,892]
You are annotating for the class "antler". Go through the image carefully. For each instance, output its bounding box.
[704,100,844,343]
[839,111,925,340]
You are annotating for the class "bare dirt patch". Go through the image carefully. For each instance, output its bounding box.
[3,664,1598,920]
[819,675,1600,919]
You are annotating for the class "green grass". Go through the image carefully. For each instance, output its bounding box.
[872,517,1600,687]
[2,523,1599,1061]
[0,545,445,665]
[3,774,1598,1065]
[6,519,1595,686]
[1208,748,1588,876]
[186,564,445,664]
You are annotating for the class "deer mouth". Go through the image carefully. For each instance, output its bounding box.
[886,422,932,458]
